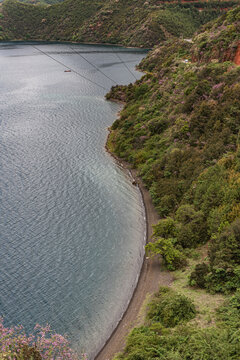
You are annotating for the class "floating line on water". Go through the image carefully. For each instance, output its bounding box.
[69,45,118,85]
[32,45,109,91]
[113,50,137,81]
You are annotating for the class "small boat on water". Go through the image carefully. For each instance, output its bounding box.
[64,69,71,72]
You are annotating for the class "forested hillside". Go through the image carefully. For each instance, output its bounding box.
[0,0,238,46]
[106,7,240,359]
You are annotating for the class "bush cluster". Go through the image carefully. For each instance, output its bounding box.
[146,205,206,270]
[147,287,196,327]
[115,288,240,360]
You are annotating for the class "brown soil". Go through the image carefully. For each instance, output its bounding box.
[234,43,240,65]
[95,154,173,360]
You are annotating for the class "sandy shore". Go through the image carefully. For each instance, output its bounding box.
[95,152,173,360]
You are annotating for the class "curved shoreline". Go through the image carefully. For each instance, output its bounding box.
[94,142,173,360]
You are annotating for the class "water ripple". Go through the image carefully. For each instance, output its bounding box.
[0,42,146,359]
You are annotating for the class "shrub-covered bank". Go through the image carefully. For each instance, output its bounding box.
[107,31,240,294]
[114,289,240,360]
[106,7,240,359]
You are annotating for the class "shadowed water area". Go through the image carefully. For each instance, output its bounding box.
[0,43,147,359]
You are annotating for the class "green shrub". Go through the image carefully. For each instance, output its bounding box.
[189,262,209,288]
[156,194,178,217]
[206,219,240,292]
[134,84,148,99]
[179,327,239,360]
[217,288,240,329]
[147,287,196,327]
[148,117,168,135]
[206,265,240,294]
[146,237,187,270]
[119,326,162,360]
[176,204,207,248]
[152,217,177,239]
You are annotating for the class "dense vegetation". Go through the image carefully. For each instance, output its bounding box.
[114,289,240,360]
[105,8,240,359]
[0,0,238,45]
[146,287,196,327]
[192,5,240,63]
[0,0,106,41]
[107,13,240,292]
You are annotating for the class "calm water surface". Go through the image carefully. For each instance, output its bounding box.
[0,43,146,358]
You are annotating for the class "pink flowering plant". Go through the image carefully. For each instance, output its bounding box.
[0,318,83,359]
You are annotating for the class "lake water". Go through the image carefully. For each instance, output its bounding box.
[0,42,146,358]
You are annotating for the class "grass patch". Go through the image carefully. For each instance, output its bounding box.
[170,244,225,327]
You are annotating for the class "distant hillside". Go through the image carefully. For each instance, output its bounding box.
[0,0,239,46]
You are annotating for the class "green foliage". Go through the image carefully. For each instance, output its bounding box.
[152,217,176,238]
[146,205,207,270]
[146,237,187,270]
[116,312,240,360]
[134,84,148,99]
[189,262,209,288]
[176,205,207,248]
[108,20,240,290]
[210,219,240,269]
[178,327,240,360]
[147,287,196,327]
[148,117,168,135]
[147,218,188,270]
[217,288,240,329]
[207,219,240,293]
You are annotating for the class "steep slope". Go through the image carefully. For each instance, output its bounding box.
[107,6,240,293]
[0,0,238,45]
[105,7,240,360]
[192,5,240,63]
